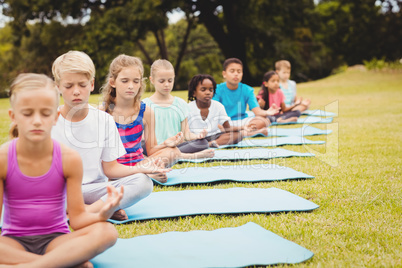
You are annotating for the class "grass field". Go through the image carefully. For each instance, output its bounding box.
[1,68,401,267]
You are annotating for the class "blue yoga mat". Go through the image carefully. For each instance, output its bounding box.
[246,110,336,118]
[302,109,336,117]
[251,126,332,137]
[155,164,314,186]
[177,148,314,163]
[91,222,314,267]
[108,187,319,224]
[219,136,325,149]
[271,116,333,125]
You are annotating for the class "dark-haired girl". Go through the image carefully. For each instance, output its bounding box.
[256,71,301,123]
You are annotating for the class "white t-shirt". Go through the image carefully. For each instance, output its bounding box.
[188,100,230,136]
[51,105,126,184]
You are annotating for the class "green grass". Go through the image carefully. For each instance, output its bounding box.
[1,68,401,267]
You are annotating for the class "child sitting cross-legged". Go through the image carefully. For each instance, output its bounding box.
[100,54,181,183]
[0,73,122,267]
[187,74,264,147]
[256,71,301,123]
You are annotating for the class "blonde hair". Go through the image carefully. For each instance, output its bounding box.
[275,60,291,71]
[9,73,59,139]
[101,54,145,114]
[150,59,174,78]
[52,50,95,85]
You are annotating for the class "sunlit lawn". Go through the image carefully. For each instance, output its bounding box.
[0,68,401,267]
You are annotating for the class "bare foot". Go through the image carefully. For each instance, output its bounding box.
[259,127,269,136]
[110,209,128,221]
[301,99,311,107]
[209,140,219,148]
[149,172,168,183]
[75,261,94,268]
[192,149,215,159]
[277,117,298,123]
[243,127,268,137]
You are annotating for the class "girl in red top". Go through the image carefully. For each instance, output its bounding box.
[256,71,301,123]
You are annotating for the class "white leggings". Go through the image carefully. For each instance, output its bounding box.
[81,173,153,209]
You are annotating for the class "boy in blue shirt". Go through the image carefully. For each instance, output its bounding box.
[213,58,279,131]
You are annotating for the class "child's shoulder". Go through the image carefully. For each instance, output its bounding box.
[0,140,11,157]
[288,80,297,87]
[59,142,82,166]
[173,96,188,105]
[0,140,12,178]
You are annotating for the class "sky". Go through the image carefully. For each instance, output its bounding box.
[167,9,185,24]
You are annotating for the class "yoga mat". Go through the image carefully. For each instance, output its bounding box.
[108,187,319,224]
[91,222,314,267]
[302,109,336,117]
[155,164,314,186]
[177,148,314,163]
[271,116,333,125]
[219,136,325,149]
[251,126,332,137]
[246,110,336,118]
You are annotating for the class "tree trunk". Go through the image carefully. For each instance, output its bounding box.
[194,0,255,85]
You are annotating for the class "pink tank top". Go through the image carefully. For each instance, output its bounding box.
[1,139,70,236]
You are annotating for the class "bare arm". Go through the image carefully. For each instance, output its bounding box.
[0,143,9,223]
[280,101,293,113]
[143,106,183,155]
[63,146,122,230]
[102,158,171,179]
[181,118,207,141]
[222,121,242,132]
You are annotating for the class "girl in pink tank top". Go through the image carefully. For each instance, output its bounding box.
[0,72,123,267]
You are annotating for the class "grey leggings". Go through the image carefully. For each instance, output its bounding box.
[142,138,209,155]
[82,173,153,209]
[267,110,301,123]
[177,138,209,153]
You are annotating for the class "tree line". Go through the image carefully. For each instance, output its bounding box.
[0,0,401,95]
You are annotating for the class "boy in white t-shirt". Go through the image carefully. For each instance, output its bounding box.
[187,74,265,147]
[51,51,170,221]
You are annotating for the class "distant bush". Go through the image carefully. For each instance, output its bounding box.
[363,58,402,71]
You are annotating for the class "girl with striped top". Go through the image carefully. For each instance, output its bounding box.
[101,55,181,183]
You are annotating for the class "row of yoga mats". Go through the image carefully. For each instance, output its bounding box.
[252,125,332,137]
[178,147,314,163]
[98,117,332,266]
[218,136,325,149]
[247,109,336,118]
[91,222,314,268]
[108,187,319,224]
[155,164,314,186]
[1,124,331,266]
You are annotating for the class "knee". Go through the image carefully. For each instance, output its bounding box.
[138,174,153,197]
[92,222,118,251]
[198,138,209,150]
[251,116,270,128]
[125,173,153,198]
[233,132,243,144]
[162,147,181,162]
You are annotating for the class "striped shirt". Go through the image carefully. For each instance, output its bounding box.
[116,102,145,166]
